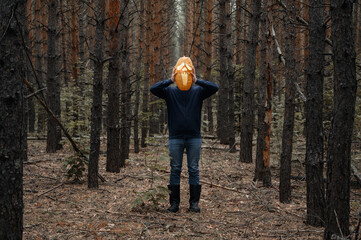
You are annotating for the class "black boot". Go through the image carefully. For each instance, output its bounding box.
[189,184,201,212]
[167,185,180,213]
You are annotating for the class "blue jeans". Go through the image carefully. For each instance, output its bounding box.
[168,138,202,185]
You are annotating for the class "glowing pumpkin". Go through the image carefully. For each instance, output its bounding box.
[174,56,194,91]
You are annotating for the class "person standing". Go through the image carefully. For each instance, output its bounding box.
[150,57,219,213]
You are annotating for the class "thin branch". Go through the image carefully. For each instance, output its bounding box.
[25,87,46,99]
[334,210,344,238]
[37,183,64,197]
[270,25,285,66]
[0,3,16,43]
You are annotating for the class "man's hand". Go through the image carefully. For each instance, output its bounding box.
[171,67,176,82]
[192,72,197,83]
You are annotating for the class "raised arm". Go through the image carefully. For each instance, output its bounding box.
[150,79,173,99]
[196,79,219,99]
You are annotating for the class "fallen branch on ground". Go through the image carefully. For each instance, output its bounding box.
[37,183,65,197]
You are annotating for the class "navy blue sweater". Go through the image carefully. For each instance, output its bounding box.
[150,79,219,139]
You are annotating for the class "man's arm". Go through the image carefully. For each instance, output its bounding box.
[196,79,219,99]
[150,79,173,99]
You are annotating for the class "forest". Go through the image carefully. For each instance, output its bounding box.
[1,0,361,239]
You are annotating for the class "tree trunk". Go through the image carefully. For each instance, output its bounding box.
[88,0,106,189]
[358,0,361,51]
[193,0,202,71]
[303,0,309,70]
[240,0,261,163]
[46,0,62,153]
[255,8,267,182]
[149,0,159,136]
[25,0,35,133]
[255,3,272,186]
[262,46,273,187]
[279,0,297,203]
[242,0,251,66]
[226,1,235,152]
[106,0,121,173]
[70,0,81,135]
[184,0,194,56]
[27,89,36,133]
[134,0,144,153]
[217,0,230,145]
[217,0,235,149]
[305,0,326,227]
[120,1,130,166]
[60,0,70,85]
[35,0,46,134]
[353,1,359,53]
[154,0,161,84]
[324,1,357,238]
[235,0,242,65]
[158,0,167,132]
[141,0,152,147]
[71,0,78,81]
[78,2,86,75]
[0,1,26,238]
[204,0,214,133]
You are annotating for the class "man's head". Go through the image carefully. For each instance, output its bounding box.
[174,56,194,91]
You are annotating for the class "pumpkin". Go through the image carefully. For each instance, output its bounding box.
[174,56,194,91]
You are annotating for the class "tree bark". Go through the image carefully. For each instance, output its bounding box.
[262,47,273,187]
[88,0,106,189]
[154,0,161,84]
[46,0,62,153]
[254,8,267,182]
[141,0,152,148]
[305,0,326,227]
[106,0,121,173]
[358,0,361,51]
[120,1,130,166]
[25,0,35,134]
[134,0,144,153]
[193,0,202,70]
[0,1,26,238]
[204,0,214,133]
[70,0,78,81]
[324,0,357,238]
[78,1,86,75]
[217,0,230,145]
[35,0,46,134]
[279,0,297,203]
[240,0,261,163]
[217,0,235,150]
[60,0,70,86]
[149,0,159,136]
[184,0,194,56]
[225,0,235,151]
[235,0,242,65]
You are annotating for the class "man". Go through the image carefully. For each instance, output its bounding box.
[150,57,219,213]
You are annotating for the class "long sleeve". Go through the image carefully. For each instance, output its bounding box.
[195,79,219,99]
[150,79,173,99]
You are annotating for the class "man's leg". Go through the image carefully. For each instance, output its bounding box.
[169,138,185,185]
[167,138,184,212]
[186,138,202,212]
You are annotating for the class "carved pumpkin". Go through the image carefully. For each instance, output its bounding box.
[174,56,194,91]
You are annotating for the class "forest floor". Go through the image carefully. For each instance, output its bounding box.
[23,136,361,240]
